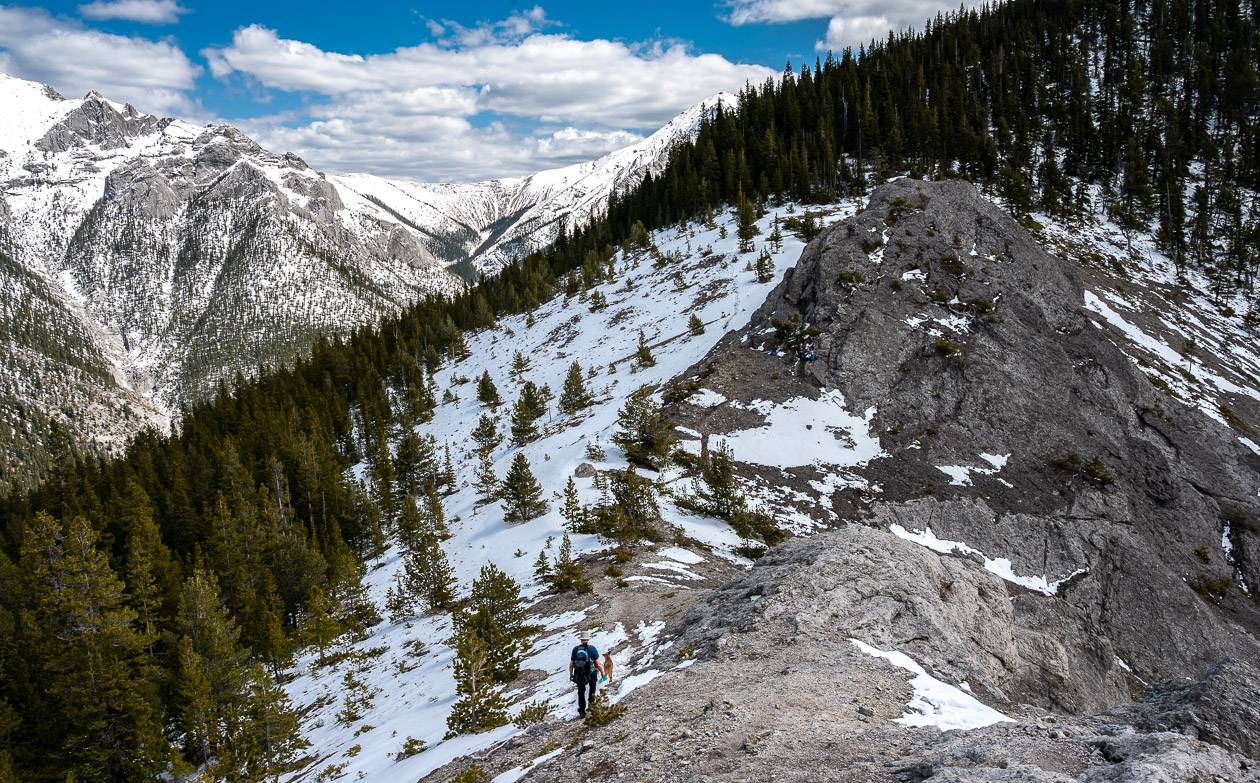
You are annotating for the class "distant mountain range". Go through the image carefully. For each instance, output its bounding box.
[0,71,730,490]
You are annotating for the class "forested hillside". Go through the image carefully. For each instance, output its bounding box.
[0,0,1256,780]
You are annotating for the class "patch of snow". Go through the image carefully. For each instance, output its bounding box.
[889,524,1085,596]
[657,546,706,565]
[611,669,664,704]
[714,390,883,470]
[491,748,564,783]
[690,388,728,408]
[936,465,975,486]
[979,453,1009,469]
[849,639,1012,731]
[642,560,704,581]
[936,453,1010,486]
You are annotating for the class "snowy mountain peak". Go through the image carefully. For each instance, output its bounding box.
[0,72,730,488]
[330,90,737,274]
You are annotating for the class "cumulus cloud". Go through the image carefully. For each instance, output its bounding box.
[203,12,772,180]
[427,5,552,48]
[819,14,898,50]
[79,0,187,24]
[0,5,199,113]
[204,24,769,128]
[724,0,971,49]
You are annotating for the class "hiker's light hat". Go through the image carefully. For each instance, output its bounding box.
[580,630,592,640]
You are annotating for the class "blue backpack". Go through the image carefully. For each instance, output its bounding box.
[573,648,593,683]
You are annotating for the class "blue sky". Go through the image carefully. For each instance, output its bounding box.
[0,1,960,180]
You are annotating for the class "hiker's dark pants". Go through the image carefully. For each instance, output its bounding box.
[575,678,597,714]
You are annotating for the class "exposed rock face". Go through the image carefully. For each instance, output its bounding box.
[35,93,161,152]
[667,179,1260,692]
[742,178,1260,698]
[433,180,1260,782]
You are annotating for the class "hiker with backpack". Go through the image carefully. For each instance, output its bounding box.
[569,631,605,718]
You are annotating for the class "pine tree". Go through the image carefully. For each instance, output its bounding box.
[404,371,437,424]
[511,351,531,379]
[19,514,171,781]
[768,216,784,252]
[299,587,341,665]
[396,431,437,496]
[396,496,425,553]
[688,314,705,335]
[395,511,456,615]
[462,564,531,683]
[532,548,552,584]
[471,413,502,455]
[445,629,508,737]
[550,533,591,594]
[476,371,501,407]
[385,570,416,622]
[240,662,307,781]
[510,393,540,446]
[755,248,774,283]
[439,444,457,492]
[559,361,592,417]
[370,424,398,524]
[501,453,547,523]
[584,439,606,462]
[560,476,589,533]
[473,451,499,506]
[607,468,663,548]
[424,483,449,539]
[422,538,456,612]
[612,386,677,469]
[737,191,760,252]
[124,509,175,657]
[635,331,656,368]
[695,440,746,520]
[175,566,305,781]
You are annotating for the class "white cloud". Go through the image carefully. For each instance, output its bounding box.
[430,4,552,48]
[204,24,770,128]
[724,0,971,49]
[79,0,187,24]
[203,13,773,180]
[726,0,856,25]
[0,5,199,113]
[535,127,644,160]
[818,14,895,50]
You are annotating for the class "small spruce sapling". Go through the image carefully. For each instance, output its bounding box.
[476,371,501,407]
[501,453,547,523]
[635,331,656,368]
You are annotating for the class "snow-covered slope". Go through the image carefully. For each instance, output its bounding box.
[278,201,858,782]
[329,93,735,276]
[275,180,1260,782]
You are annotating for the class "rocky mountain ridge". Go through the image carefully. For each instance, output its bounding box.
[426,179,1260,782]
